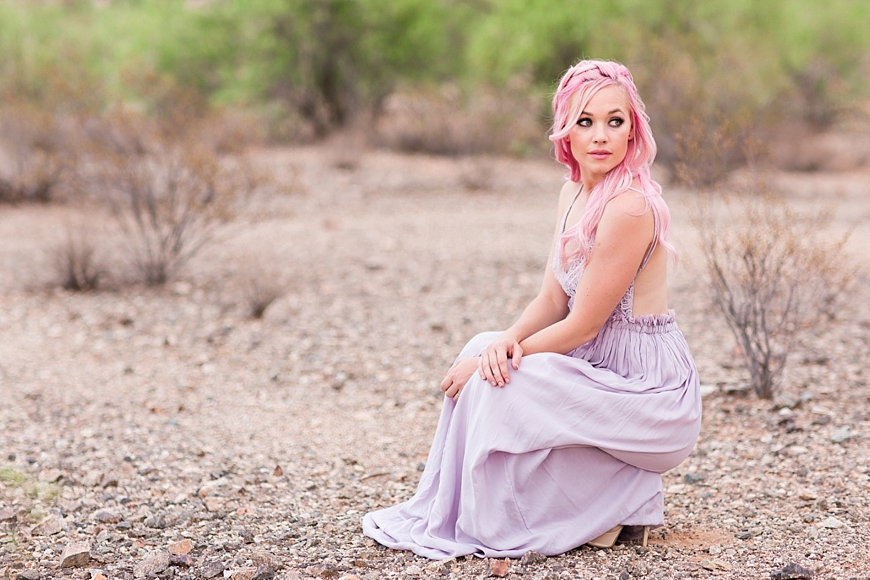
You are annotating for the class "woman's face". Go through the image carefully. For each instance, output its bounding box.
[567,85,633,186]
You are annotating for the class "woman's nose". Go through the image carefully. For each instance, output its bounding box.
[592,123,607,143]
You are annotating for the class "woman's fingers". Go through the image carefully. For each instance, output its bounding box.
[512,344,523,370]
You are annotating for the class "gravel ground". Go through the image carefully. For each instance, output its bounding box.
[1,147,869,580]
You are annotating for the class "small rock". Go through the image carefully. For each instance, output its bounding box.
[802,513,819,523]
[252,565,276,580]
[144,514,167,529]
[251,550,276,568]
[635,562,650,575]
[774,394,799,410]
[666,483,687,494]
[59,541,91,568]
[770,561,815,579]
[200,562,225,579]
[228,568,257,580]
[404,565,422,576]
[0,508,16,521]
[15,569,40,580]
[30,513,64,536]
[520,551,547,566]
[486,558,510,578]
[92,575,108,580]
[426,557,456,573]
[170,554,194,567]
[699,384,717,398]
[818,517,844,529]
[169,539,194,555]
[829,427,851,444]
[798,489,818,501]
[101,472,120,487]
[807,526,819,539]
[38,468,64,483]
[92,509,121,524]
[735,531,753,540]
[684,473,705,484]
[272,465,284,477]
[310,564,339,578]
[133,550,171,578]
[204,497,226,512]
[708,546,722,555]
[701,559,732,571]
[80,472,104,487]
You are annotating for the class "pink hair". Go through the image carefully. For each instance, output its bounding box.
[549,60,675,267]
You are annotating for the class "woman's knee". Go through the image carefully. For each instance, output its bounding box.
[457,331,502,359]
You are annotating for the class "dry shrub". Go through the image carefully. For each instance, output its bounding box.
[374,83,544,156]
[0,101,76,203]
[673,111,763,189]
[694,175,853,399]
[85,106,265,286]
[239,257,285,319]
[52,222,104,292]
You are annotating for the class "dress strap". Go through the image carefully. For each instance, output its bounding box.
[560,183,584,233]
[637,207,659,274]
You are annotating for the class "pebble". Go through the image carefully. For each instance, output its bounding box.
[30,513,64,536]
[169,538,194,555]
[520,551,547,565]
[170,554,194,567]
[818,517,844,529]
[204,497,227,512]
[92,508,121,524]
[200,561,226,579]
[829,426,851,443]
[701,559,732,571]
[770,562,815,579]
[59,541,91,568]
[426,557,456,573]
[0,508,15,521]
[228,568,258,580]
[133,550,170,578]
[486,558,510,577]
[15,570,40,580]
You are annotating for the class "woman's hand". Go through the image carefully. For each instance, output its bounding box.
[478,333,523,387]
[440,357,479,401]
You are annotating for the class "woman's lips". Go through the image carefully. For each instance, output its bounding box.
[588,150,611,160]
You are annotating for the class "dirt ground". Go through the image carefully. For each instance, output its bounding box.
[1,146,869,580]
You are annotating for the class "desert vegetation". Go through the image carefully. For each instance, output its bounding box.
[1,1,869,579]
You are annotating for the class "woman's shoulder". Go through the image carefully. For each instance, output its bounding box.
[556,179,583,215]
[608,180,653,216]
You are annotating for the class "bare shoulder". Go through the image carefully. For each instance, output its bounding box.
[557,180,582,214]
[598,186,654,240]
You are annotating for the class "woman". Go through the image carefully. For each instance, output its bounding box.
[361,60,702,559]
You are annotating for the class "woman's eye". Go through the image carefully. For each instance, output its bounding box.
[577,118,591,127]
[609,118,624,127]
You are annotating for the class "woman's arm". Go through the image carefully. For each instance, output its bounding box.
[519,189,654,355]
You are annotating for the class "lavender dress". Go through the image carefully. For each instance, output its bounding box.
[362,201,702,559]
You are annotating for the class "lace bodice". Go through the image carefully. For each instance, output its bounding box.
[553,185,654,323]
[552,250,636,321]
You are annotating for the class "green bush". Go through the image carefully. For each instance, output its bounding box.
[0,0,868,153]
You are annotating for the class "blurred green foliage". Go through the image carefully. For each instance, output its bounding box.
[0,0,868,145]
